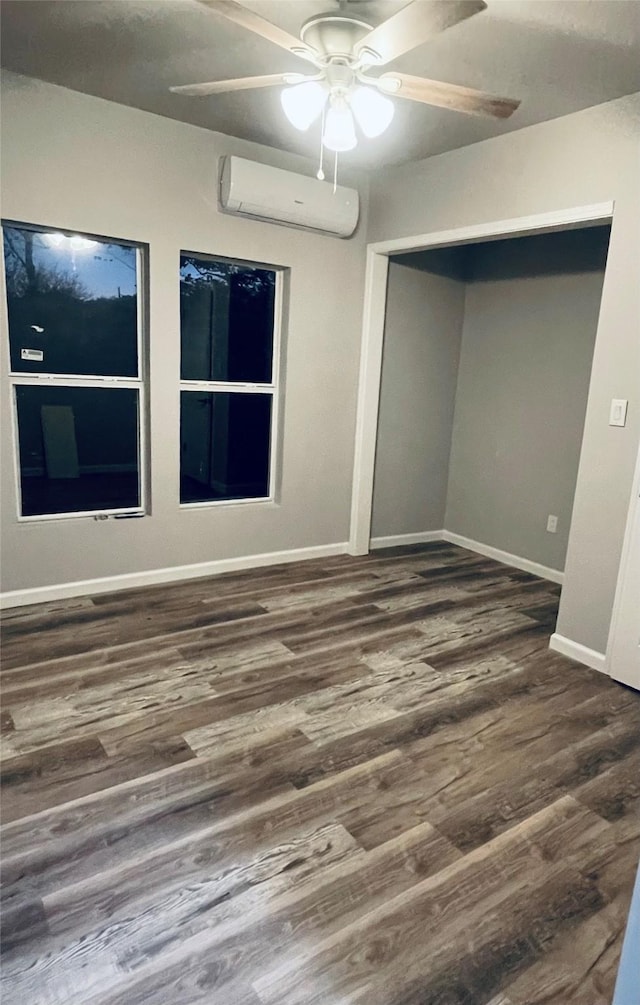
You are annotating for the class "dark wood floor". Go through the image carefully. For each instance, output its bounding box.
[1,543,638,1005]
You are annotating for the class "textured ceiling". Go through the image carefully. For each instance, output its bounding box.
[2,0,639,169]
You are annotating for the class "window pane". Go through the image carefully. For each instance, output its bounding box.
[15,385,140,516]
[3,225,138,377]
[180,255,275,383]
[180,391,271,503]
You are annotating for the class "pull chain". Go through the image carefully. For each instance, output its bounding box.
[333,149,338,193]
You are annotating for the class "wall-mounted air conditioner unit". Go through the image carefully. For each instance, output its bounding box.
[219,155,359,239]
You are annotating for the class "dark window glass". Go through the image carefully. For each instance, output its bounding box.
[3,225,138,377]
[15,385,140,516]
[180,255,275,383]
[180,392,271,503]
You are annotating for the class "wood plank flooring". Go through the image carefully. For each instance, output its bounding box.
[1,542,638,1004]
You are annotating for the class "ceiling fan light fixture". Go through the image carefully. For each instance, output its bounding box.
[281,80,327,131]
[350,86,395,138]
[322,101,357,152]
[173,1,519,159]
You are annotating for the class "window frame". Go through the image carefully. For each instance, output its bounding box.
[179,251,284,509]
[2,220,148,522]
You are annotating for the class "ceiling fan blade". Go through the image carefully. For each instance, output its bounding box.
[171,73,294,97]
[379,72,520,119]
[356,0,486,66]
[197,0,316,61]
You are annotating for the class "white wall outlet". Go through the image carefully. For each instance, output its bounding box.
[547,515,558,533]
[609,399,628,427]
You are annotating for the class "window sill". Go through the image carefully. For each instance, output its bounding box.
[180,497,277,511]
[16,510,146,524]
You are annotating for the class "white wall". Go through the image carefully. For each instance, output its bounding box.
[367,92,640,656]
[371,262,464,537]
[0,72,369,594]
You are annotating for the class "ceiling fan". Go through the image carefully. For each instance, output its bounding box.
[171,0,520,158]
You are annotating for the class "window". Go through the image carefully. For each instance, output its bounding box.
[2,222,146,518]
[179,253,281,505]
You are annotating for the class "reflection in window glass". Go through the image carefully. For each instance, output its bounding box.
[3,225,138,377]
[180,392,271,503]
[180,255,275,383]
[15,385,140,516]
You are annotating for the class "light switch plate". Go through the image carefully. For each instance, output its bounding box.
[609,399,628,427]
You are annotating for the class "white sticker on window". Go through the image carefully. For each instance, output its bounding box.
[21,348,44,362]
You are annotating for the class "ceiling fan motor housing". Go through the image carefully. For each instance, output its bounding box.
[301,14,374,65]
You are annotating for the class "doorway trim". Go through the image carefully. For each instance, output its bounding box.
[606,438,640,682]
[348,201,615,554]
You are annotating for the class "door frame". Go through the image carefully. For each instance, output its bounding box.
[607,439,640,681]
[348,201,615,555]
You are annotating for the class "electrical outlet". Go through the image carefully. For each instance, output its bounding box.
[547,515,558,533]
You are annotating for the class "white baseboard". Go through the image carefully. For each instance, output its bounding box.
[370,530,445,550]
[549,633,608,674]
[0,529,566,609]
[441,531,564,585]
[0,542,349,610]
[369,528,564,585]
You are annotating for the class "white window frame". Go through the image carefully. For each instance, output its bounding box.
[2,221,148,522]
[179,253,283,509]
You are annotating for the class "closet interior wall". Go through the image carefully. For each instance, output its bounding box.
[372,226,611,575]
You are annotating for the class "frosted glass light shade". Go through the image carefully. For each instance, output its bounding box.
[281,81,327,131]
[322,104,357,152]
[350,86,395,138]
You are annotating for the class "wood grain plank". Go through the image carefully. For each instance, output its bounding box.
[253,796,612,1005]
[0,543,636,1005]
[75,824,461,1005]
[0,751,403,893]
[1,824,362,1003]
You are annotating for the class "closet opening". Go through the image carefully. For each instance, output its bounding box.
[350,205,614,648]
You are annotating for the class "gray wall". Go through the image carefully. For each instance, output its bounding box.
[367,92,640,655]
[371,262,464,538]
[445,266,605,571]
[372,234,606,572]
[0,72,368,592]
